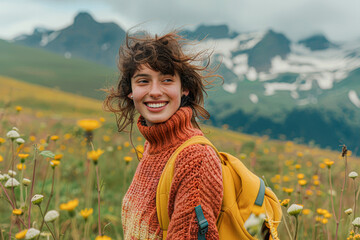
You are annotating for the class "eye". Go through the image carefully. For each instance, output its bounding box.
[163,78,173,83]
[137,79,149,84]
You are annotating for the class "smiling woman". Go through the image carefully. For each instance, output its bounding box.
[103,31,223,239]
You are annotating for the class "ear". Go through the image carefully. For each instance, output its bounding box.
[182,88,189,96]
[127,92,133,99]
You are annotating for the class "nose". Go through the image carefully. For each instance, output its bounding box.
[149,81,163,98]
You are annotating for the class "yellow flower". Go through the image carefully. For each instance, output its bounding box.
[15,229,27,239]
[16,106,22,112]
[13,209,23,215]
[322,218,328,224]
[95,235,112,240]
[295,164,301,170]
[99,117,106,123]
[284,188,294,194]
[137,136,143,141]
[50,160,60,167]
[297,173,305,179]
[297,152,303,157]
[130,148,136,153]
[0,137,6,144]
[319,163,326,169]
[302,209,311,215]
[298,179,307,186]
[124,156,133,163]
[18,153,29,160]
[315,216,323,222]
[283,176,290,182]
[54,154,63,160]
[87,149,104,163]
[29,136,36,142]
[305,190,313,196]
[280,199,290,207]
[17,163,26,170]
[80,208,93,220]
[324,212,332,219]
[0,155,3,162]
[117,146,122,150]
[50,135,59,141]
[60,198,79,211]
[312,175,319,180]
[313,180,320,186]
[77,119,101,131]
[103,135,111,142]
[124,141,130,147]
[136,145,144,153]
[324,159,334,168]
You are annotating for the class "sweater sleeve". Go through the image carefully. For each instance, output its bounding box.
[166,144,223,240]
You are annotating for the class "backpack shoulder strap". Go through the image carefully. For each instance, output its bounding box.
[156,135,219,239]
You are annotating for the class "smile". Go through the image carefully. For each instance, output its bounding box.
[145,102,168,108]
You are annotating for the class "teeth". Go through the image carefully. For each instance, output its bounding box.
[146,102,166,108]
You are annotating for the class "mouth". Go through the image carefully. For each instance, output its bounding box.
[144,102,168,109]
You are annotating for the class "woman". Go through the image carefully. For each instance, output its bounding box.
[104,31,223,239]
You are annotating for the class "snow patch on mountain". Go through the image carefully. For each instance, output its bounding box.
[349,90,360,108]
[40,31,60,47]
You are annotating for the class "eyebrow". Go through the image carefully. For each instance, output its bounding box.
[132,72,173,79]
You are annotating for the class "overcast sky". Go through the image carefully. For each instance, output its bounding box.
[2,0,360,42]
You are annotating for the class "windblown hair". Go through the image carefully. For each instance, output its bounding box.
[103,30,221,132]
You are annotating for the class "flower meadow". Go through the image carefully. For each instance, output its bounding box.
[0,106,359,240]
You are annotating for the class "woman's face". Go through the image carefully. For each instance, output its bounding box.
[129,64,189,126]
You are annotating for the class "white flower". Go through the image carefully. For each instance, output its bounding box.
[352,217,360,227]
[2,174,10,181]
[44,210,60,222]
[287,204,303,216]
[12,127,19,132]
[16,138,25,145]
[349,171,358,179]
[0,174,4,181]
[31,194,44,205]
[8,170,17,177]
[5,178,20,188]
[6,130,20,140]
[23,178,31,186]
[345,208,353,215]
[25,228,40,239]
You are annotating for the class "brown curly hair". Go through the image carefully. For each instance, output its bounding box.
[103,30,221,132]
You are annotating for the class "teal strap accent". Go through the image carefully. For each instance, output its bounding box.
[195,205,208,240]
[255,178,266,206]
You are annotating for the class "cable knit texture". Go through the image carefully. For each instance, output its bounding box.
[121,107,223,239]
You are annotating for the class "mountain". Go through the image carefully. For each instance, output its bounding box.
[8,12,360,151]
[14,12,126,67]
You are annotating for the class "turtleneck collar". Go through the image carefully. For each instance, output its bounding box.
[137,107,203,154]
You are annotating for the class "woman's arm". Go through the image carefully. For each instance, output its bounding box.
[166,144,223,240]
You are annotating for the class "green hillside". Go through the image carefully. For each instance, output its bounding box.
[0,39,117,100]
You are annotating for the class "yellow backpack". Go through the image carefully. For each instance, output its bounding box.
[156,136,282,240]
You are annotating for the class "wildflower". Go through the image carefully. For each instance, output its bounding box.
[136,145,144,153]
[50,160,60,168]
[0,155,3,162]
[319,163,326,169]
[7,130,20,140]
[295,164,301,170]
[124,141,130,147]
[99,117,106,122]
[17,163,26,170]
[124,156,133,163]
[297,152,303,157]
[103,135,111,142]
[15,229,27,239]
[302,209,311,215]
[313,180,320,186]
[305,190,313,196]
[315,216,323,222]
[281,199,290,207]
[287,204,303,216]
[87,149,104,164]
[16,106,22,112]
[324,212,332,218]
[13,209,23,215]
[31,194,44,205]
[64,133,72,140]
[44,210,59,222]
[60,198,79,211]
[352,217,360,227]
[117,146,122,150]
[345,208,353,215]
[50,135,59,141]
[18,153,29,162]
[80,208,93,220]
[324,159,334,168]
[5,178,20,188]
[16,138,25,145]
[283,176,290,182]
[349,171,358,179]
[298,179,307,186]
[54,154,63,160]
[8,170,17,177]
[29,136,36,142]
[23,178,31,186]
[297,173,305,179]
[77,119,101,131]
[322,218,328,224]
[0,137,5,145]
[328,189,336,196]
[24,228,40,239]
[95,235,112,240]
[0,174,4,181]
[2,174,10,181]
[284,188,294,195]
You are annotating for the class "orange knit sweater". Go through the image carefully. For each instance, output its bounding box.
[121,107,223,240]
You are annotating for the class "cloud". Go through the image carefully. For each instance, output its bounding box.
[1,0,360,41]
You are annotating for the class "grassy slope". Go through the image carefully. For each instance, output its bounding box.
[0,40,117,100]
